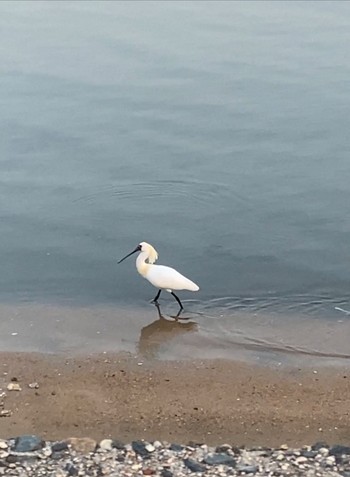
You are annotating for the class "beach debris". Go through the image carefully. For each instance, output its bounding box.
[67,437,97,454]
[13,435,45,452]
[0,437,349,476]
[98,438,113,451]
[7,382,22,391]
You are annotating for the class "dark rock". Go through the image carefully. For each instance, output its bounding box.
[116,455,125,462]
[65,463,78,476]
[161,470,173,477]
[301,450,317,458]
[204,453,236,466]
[169,443,184,452]
[51,441,69,452]
[13,435,44,452]
[215,444,232,453]
[311,442,329,451]
[236,464,259,474]
[51,451,65,460]
[112,439,125,450]
[6,454,38,464]
[184,458,206,473]
[329,445,350,456]
[132,441,151,457]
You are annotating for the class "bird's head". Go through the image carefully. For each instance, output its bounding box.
[118,241,158,264]
[139,242,158,264]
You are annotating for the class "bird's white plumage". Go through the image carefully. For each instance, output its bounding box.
[136,242,199,292]
[145,264,199,291]
[118,241,199,308]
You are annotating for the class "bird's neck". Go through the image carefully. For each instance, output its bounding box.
[136,251,151,277]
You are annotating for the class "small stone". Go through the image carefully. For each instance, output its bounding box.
[295,456,308,464]
[329,445,350,456]
[0,440,8,449]
[169,443,183,452]
[236,464,259,474]
[276,453,285,461]
[318,447,329,456]
[67,437,97,454]
[153,440,162,449]
[64,463,78,476]
[204,453,236,466]
[51,441,69,452]
[28,382,39,389]
[340,472,350,477]
[311,442,329,451]
[161,470,173,477]
[145,443,155,453]
[325,456,336,465]
[132,441,152,457]
[131,463,142,470]
[143,469,155,475]
[7,383,22,391]
[0,451,9,459]
[184,458,206,473]
[280,444,288,450]
[41,446,52,457]
[301,450,317,458]
[99,439,113,451]
[215,444,232,453]
[13,435,44,452]
[6,454,38,463]
[0,410,12,417]
[111,439,125,450]
[51,470,66,477]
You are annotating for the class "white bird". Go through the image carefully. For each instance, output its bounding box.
[118,241,199,309]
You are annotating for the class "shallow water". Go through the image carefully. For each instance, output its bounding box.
[1,2,350,364]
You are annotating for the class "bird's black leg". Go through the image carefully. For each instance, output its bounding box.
[151,289,162,303]
[171,292,184,310]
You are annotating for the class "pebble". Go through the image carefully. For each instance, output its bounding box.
[67,437,97,454]
[51,441,69,452]
[0,437,349,477]
[329,445,350,456]
[99,439,113,451]
[13,435,44,452]
[236,464,259,473]
[203,453,236,466]
[183,457,207,472]
[7,382,22,391]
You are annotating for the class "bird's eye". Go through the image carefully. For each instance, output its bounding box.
[137,244,142,250]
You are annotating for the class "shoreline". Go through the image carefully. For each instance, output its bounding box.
[0,352,349,447]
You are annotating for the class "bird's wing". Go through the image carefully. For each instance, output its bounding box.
[146,265,199,291]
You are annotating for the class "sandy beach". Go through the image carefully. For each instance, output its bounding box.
[0,352,349,447]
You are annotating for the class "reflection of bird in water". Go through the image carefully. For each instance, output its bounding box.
[137,303,198,358]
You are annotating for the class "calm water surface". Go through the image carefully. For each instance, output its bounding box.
[0,1,349,364]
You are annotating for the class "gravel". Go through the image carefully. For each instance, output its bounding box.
[0,436,350,476]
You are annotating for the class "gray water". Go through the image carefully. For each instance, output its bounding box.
[1,1,350,364]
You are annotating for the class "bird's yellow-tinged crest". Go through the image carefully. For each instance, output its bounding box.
[140,242,158,264]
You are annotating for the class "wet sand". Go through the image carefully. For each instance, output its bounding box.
[0,352,349,447]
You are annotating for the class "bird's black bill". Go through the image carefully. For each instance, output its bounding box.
[117,245,141,264]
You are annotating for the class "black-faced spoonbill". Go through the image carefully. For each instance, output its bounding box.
[118,242,199,309]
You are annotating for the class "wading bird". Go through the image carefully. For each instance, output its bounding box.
[118,242,199,310]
